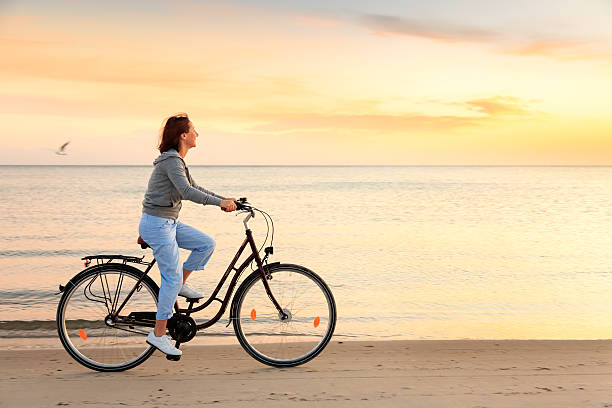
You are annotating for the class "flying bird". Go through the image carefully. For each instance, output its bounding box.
[55,141,70,155]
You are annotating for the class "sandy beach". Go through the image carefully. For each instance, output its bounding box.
[1,339,610,407]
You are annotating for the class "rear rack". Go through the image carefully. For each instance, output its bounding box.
[82,254,152,267]
[57,255,154,294]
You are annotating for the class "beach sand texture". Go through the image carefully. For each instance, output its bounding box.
[1,340,610,407]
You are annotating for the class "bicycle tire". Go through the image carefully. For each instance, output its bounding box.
[232,263,336,367]
[56,263,159,372]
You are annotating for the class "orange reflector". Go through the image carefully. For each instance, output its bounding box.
[78,329,87,340]
[314,316,320,328]
[250,309,256,321]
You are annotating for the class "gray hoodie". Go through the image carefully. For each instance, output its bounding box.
[142,149,224,220]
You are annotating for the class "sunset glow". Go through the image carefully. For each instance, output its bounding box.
[1,0,611,164]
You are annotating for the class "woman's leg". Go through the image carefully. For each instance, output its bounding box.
[139,214,183,336]
[154,318,168,337]
[183,268,193,284]
[176,221,216,282]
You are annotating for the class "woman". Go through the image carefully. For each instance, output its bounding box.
[139,113,237,357]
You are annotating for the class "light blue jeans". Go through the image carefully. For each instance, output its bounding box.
[139,213,216,320]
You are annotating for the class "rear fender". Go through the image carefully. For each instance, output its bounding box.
[56,263,148,295]
[56,264,108,295]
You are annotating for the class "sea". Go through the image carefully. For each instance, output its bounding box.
[0,165,610,346]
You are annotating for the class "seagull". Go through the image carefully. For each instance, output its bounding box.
[55,141,70,155]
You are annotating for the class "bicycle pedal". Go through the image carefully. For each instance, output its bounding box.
[166,354,181,361]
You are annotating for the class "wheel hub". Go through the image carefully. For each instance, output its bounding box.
[104,315,115,327]
[279,308,292,322]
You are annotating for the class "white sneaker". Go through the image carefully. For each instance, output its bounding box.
[146,332,182,356]
[178,284,203,299]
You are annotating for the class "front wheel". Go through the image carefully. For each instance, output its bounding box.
[232,264,337,367]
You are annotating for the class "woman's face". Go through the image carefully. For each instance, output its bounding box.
[183,121,199,149]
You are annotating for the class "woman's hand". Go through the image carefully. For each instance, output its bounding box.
[220,198,237,212]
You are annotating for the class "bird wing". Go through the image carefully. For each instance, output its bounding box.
[59,141,70,151]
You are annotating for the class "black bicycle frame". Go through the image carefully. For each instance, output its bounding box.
[112,228,284,331]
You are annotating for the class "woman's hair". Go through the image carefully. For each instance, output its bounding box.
[158,113,190,153]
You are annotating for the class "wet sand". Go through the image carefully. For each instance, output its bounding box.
[1,340,611,407]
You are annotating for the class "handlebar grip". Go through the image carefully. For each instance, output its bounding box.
[235,197,248,211]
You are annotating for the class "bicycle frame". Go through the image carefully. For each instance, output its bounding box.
[112,226,285,331]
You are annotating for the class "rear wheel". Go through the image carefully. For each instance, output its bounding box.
[232,264,336,367]
[56,264,159,372]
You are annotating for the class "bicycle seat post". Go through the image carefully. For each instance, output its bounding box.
[186,299,198,314]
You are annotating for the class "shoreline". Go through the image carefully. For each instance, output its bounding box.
[1,335,611,350]
[2,339,611,407]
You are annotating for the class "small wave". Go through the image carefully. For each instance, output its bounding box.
[0,234,58,241]
[0,249,131,258]
[0,289,57,305]
[0,320,57,331]
[0,249,86,258]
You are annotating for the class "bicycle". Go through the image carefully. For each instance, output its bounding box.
[56,199,337,372]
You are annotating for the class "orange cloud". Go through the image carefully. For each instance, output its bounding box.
[0,48,223,87]
[0,38,60,46]
[248,112,477,133]
[503,40,612,61]
[464,97,531,117]
[509,40,584,56]
[245,96,539,134]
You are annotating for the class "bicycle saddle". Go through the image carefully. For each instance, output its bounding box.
[137,236,150,249]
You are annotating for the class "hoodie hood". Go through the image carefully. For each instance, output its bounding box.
[153,149,181,166]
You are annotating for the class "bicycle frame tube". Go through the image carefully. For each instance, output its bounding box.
[178,229,285,330]
[112,259,157,319]
[245,229,286,314]
[175,235,253,324]
[113,228,286,331]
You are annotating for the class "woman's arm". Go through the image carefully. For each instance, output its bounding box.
[187,172,226,200]
[164,158,222,206]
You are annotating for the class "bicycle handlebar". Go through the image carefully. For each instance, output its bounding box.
[235,197,251,211]
[234,197,274,253]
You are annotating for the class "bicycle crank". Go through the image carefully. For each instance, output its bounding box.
[167,314,197,343]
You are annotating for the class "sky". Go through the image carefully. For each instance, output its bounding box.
[1,0,611,165]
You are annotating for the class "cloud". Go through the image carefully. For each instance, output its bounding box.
[502,40,612,61]
[464,96,531,117]
[245,96,537,134]
[0,37,60,46]
[355,13,611,60]
[360,14,501,43]
[248,112,478,133]
[0,48,225,87]
[0,93,153,119]
[294,14,340,28]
